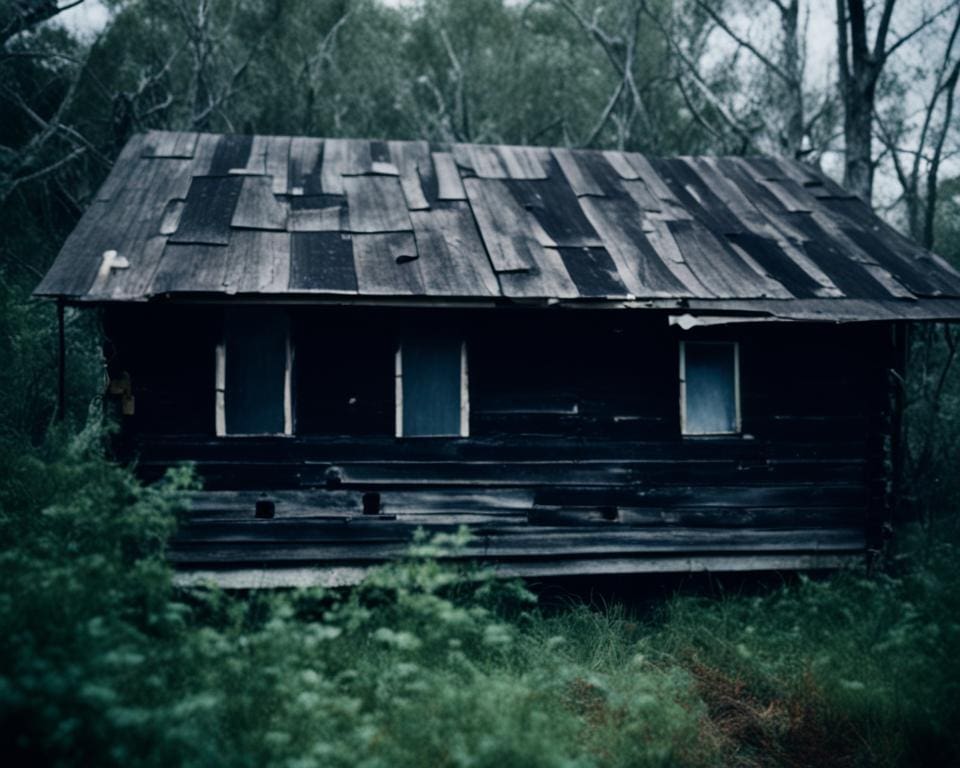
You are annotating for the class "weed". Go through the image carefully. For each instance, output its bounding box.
[1,424,959,766]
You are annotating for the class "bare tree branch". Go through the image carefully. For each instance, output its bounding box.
[1,0,87,47]
[693,0,791,84]
[925,56,960,247]
[583,77,626,148]
[873,4,960,243]
[556,0,649,148]
[675,74,732,147]
[642,2,758,151]
[438,26,471,142]
[3,145,85,199]
[883,0,960,63]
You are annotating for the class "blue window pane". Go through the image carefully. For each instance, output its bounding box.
[684,343,738,434]
[402,337,462,437]
[225,310,287,435]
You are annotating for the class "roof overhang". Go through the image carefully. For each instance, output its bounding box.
[46,291,960,323]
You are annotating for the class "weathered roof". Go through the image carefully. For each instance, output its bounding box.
[34,129,960,321]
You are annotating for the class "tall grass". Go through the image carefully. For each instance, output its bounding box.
[643,537,960,767]
[1,425,959,767]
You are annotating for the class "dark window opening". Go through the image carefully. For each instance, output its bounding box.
[293,320,395,436]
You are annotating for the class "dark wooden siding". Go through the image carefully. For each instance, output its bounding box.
[104,305,219,436]
[103,305,897,578]
[293,316,394,436]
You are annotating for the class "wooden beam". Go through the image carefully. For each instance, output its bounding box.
[284,326,293,436]
[57,299,65,422]
[171,552,865,589]
[460,340,470,437]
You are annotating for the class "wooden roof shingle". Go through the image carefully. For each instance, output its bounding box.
[34,130,960,321]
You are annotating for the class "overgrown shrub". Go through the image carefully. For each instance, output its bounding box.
[0,422,192,766]
[643,537,960,767]
[0,425,715,768]
[2,421,960,767]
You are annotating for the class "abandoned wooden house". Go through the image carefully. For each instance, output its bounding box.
[34,130,960,587]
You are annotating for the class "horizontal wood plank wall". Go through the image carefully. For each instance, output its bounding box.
[103,305,893,578]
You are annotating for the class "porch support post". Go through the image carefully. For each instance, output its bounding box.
[57,299,66,422]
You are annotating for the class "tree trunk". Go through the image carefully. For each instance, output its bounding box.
[190,0,212,131]
[842,74,875,201]
[835,0,896,203]
[781,0,805,159]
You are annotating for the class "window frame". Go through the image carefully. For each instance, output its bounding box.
[395,339,469,438]
[215,311,294,438]
[679,340,741,437]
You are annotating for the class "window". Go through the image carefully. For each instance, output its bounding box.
[396,336,468,437]
[680,341,740,435]
[216,309,292,436]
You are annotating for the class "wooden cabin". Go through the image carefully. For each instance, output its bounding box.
[34,130,960,587]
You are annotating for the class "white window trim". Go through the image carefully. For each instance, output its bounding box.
[284,333,294,436]
[215,321,294,438]
[460,341,469,437]
[394,344,402,438]
[215,342,226,436]
[679,340,741,436]
[395,340,469,438]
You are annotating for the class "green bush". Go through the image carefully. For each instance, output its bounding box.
[2,421,960,767]
[0,422,191,766]
[643,539,960,767]
[0,425,715,768]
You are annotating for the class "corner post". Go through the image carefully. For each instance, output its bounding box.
[57,299,66,422]
[889,321,908,520]
[871,321,908,569]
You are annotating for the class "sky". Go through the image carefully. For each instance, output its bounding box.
[57,0,110,39]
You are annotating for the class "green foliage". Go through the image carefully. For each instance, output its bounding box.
[2,3,960,766]
[3,423,960,766]
[71,0,700,151]
[0,274,102,442]
[642,539,960,767]
[902,326,960,522]
[0,432,715,767]
[901,177,960,520]
[933,175,960,266]
[0,423,193,765]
